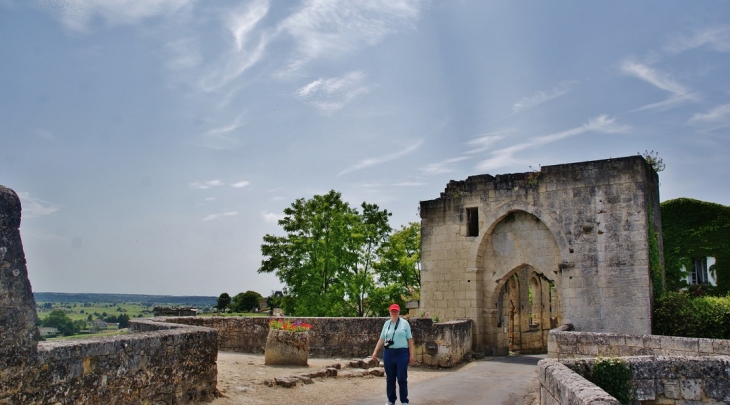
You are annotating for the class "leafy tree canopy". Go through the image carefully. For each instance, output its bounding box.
[118,313,130,328]
[231,290,263,313]
[41,309,77,336]
[216,292,231,310]
[258,190,419,317]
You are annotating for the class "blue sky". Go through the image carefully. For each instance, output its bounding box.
[1,1,729,296]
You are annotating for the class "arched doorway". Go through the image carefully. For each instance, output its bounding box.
[481,210,562,355]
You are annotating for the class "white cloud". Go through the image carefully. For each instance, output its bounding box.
[262,210,285,224]
[196,115,245,150]
[340,140,423,175]
[199,0,270,91]
[204,197,216,202]
[202,211,238,221]
[664,26,730,54]
[17,192,59,218]
[621,61,687,95]
[190,180,224,190]
[512,81,576,113]
[34,0,191,32]
[295,71,370,113]
[476,115,629,172]
[621,61,698,111]
[689,104,730,127]
[277,0,421,75]
[232,181,251,188]
[419,156,470,175]
[633,93,699,113]
[464,132,512,155]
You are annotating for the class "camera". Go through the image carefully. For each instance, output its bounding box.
[384,339,394,348]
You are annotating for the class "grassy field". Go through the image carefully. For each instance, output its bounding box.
[36,301,268,323]
[36,301,159,322]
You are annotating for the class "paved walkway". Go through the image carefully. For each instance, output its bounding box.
[351,354,545,405]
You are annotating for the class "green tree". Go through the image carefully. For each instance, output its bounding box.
[41,309,76,336]
[343,202,392,316]
[371,222,421,316]
[259,191,419,317]
[259,190,361,316]
[118,313,130,328]
[216,292,231,310]
[231,291,263,313]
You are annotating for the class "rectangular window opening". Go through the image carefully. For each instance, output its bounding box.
[466,207,479,237]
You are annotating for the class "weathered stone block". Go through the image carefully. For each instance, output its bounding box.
[264,330,309,366]
[680,379,702,400]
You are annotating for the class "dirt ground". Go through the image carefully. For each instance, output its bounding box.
[212,351,461,405]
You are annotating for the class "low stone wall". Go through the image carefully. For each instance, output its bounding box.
[0,319,218,404]
[548,330,730,359]
[155,316,472,367]
[539,359,619,405]
[540,356,730,404]
[0,185,220,405]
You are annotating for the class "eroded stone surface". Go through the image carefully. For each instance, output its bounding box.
[0,185,40,368]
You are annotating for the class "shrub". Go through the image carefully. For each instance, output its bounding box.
[653,292,730,338]
[587,357,632,405]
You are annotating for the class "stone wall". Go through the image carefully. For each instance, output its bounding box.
[548,330,730,359]
[540,356,730,404]
[155,316,472,367]
[539,359,619,405]
[0,185,40,369]
[0,184,219,404]
[419,156,661,354]
[0,320,219,404]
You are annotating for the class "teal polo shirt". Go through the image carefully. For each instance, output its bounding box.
[380,317,412,349]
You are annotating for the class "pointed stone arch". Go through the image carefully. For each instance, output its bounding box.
[466,200,571,274]
[476,209,563,354]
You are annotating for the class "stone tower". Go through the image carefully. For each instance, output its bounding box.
[419,156,663,354]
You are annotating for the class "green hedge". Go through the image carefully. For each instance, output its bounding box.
[653,292,730,338]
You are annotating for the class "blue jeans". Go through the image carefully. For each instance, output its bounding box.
[383,348,409,404]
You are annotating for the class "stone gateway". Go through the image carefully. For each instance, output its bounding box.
[418,156,663,355]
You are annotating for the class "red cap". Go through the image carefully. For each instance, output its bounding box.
[389,304,400,312]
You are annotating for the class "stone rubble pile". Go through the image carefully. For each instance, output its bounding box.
[263,358,387,388]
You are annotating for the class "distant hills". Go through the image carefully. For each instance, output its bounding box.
[34,292,217,308]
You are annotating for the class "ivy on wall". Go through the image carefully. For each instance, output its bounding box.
[647,203,664,298]
[660,198,730,294]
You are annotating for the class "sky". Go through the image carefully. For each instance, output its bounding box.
[1,1,729,297]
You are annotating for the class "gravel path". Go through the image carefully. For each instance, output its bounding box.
[213,352,456,405]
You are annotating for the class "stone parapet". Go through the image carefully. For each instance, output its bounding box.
[539,358,619,405]
[542,356,730,404]
[549,330,730,359]
[154,316,472,368]
[0,319,218,404]
[0,184,220,404]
